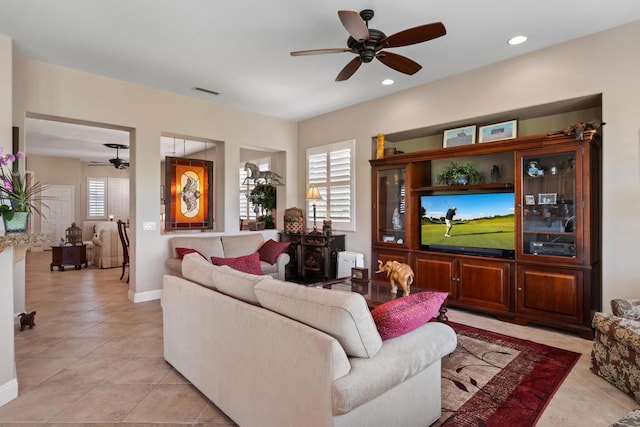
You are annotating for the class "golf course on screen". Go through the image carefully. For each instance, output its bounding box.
[421,215,515,249]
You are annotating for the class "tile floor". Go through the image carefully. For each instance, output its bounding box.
[0,250,636,426]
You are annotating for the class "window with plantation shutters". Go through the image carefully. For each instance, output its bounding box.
[87,177,107,218]
[306,140,355,231]
[87,177,129,220]
[239,158,270,220]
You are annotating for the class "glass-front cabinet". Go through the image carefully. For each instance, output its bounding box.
[518,149,580,261]
[373,166,407,246]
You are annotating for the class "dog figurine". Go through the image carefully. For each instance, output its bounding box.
[19,311,36,331]
[376,260,414,296]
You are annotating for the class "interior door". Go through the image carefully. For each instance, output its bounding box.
[41,185,75,249]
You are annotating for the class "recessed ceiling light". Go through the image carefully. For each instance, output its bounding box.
[381,79,394,86]
[507,35,528,46]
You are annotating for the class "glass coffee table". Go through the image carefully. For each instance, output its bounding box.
[310,278,448,321]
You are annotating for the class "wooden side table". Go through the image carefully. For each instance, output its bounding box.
[279,232,345,282]
[50,244,88,271]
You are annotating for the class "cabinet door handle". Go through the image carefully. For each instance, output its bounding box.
[517,287,523,291]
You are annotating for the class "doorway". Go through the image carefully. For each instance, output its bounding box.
[40,184,75,249]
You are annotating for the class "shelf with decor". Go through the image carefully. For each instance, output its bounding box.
[413,182,514,193]
[370,130,601,339]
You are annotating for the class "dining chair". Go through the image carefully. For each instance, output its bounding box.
[116,220,130,283]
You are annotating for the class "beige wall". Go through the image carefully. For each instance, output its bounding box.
[298,20,640,308]
[25,154,131,231]
[0,35,17,405]
[12,56,298,300]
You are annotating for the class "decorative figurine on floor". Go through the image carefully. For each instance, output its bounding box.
[376,260,414,296]
[18,311,36,331]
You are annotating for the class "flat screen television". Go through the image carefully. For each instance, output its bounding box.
[420,192,515,259]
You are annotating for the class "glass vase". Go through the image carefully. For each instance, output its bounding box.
[2,211,30,233]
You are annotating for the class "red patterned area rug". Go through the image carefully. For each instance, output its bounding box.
[436,321,580,427]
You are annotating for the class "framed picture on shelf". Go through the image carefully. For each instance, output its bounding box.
[351,267,369,282]
[164,156,214,231]
[538,193,557,205]
[525,195,536,205]
[479,120,518,143]
[382,235,395,243]
[443,125,476,148]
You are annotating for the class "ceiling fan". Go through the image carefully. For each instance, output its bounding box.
[290,9,446,81]
[89,143,130,169]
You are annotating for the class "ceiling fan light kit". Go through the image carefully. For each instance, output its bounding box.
[291,9,446,81]
[89,143,130,169]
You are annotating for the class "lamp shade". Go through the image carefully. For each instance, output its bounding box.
[306,184,323,201]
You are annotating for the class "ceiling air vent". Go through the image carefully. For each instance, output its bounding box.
[192,87,220,96]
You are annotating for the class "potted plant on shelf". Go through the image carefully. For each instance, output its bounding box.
[435,161,485,186]
[247,183,276,229]
[0,149,47,232]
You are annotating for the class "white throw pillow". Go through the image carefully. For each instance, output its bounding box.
[255,279,382,358]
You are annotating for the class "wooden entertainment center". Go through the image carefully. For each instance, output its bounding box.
[370,131,601,338]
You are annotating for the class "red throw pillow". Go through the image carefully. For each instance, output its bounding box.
[211,253,263,275]
[175,247,206,260]
[371,291,448,340]
[258,239,290,264]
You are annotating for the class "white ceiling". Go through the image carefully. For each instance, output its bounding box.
[25,116,211,164]
[3,1,640,161]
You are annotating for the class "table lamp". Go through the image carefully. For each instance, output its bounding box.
[306,184,323,234]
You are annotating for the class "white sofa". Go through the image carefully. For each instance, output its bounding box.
[91,221,124,268]
[165,233,289,280]
[162,254,457,427]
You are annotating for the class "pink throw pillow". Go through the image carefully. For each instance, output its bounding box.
[211,253,263,275]
[258,239,290,264]
[371,291,448,340]
[175,247,206,260]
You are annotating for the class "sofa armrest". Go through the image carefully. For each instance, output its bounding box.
[592,311,640,354]
[165,258,182,277]
[611,299,640,318]
[275,252,290,281]
[331,321,457,415]
[91,233,105,247]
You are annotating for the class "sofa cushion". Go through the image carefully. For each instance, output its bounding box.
[255,279,382,358]
[258,239,290,264]
[211,253,263,275]
[371,292,448,340]
[211,265,263,305]
[175,247,206,260]
[221,234,264,258]
[182,253,217,289]
[169,236,225,260]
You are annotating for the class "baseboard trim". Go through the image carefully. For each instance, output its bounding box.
[128,289,163,303]
[0,378,18,407]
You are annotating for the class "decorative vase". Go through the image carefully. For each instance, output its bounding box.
[455,174,469,185]
[2,211,30,233]
[376,133,385,159]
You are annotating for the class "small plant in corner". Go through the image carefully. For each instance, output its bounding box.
[435,161,485,185]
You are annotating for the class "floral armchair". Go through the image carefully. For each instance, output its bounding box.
[591,299,640,403]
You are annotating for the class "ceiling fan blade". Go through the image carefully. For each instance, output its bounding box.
[381,22,446,48]
[338,10,369,41]
[376,51,422,75]
[291,48,351,56]
[335,57,362,81]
